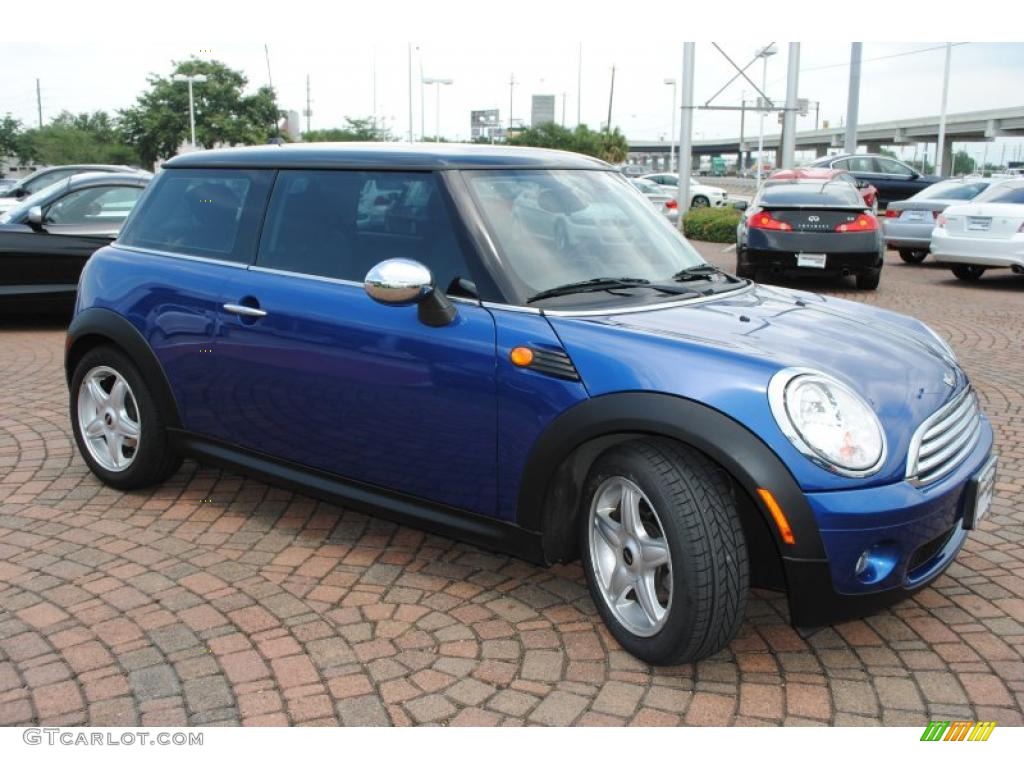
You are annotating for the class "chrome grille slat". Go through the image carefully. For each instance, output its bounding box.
[918,406,978,460]
[907,386,982,485]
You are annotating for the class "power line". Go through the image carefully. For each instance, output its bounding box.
[798,42,970,75]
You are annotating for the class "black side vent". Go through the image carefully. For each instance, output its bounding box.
[529,348,581,381]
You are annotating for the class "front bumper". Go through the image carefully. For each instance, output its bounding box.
[785,417,994,627]
[931,230,1024,268]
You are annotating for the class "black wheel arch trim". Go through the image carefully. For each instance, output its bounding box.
[516,391,827,563]
[65,307,182,430]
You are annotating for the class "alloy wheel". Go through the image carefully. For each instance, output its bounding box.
[77,365,141,472]
[588,476,673,637]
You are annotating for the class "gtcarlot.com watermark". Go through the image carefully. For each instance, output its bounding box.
[23,728,203,747]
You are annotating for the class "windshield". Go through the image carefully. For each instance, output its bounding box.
[914,180,990,201]
[972,180,1024,204]
[0,178,70,224]
[464,169,709,305]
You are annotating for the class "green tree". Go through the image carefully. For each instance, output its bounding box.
[16,111,139,166]
[0,115,23,161]
[907,158,935,175]
[303,117,393,142]
[952,150,975,175]
[508,122,629,164]
[119,58,279,168]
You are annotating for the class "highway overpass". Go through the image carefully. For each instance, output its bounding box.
[628,106,1024,171]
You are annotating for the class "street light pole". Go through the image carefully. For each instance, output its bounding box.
[664,78,677,173]
[755,44,777,189]
[172,73,208,149]
[936,42,953,176]
[422,77,453,142]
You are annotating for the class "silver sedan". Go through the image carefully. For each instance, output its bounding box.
[883,178,992,263]
[630,178,680,225]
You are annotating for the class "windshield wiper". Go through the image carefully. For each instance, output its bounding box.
[526,277,698,304]
[671,263,729,282]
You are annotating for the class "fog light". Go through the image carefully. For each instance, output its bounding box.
[853,542,900,585]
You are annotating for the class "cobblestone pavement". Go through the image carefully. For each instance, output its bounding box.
[0,247,1021,727]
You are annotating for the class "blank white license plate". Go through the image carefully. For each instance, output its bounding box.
[797,253,827,269]
[967,217,991,231]
[965,455,998,530]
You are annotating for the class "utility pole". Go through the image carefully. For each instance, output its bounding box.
[36,78,42,128]
[371,47,377,130]
[936,42,952,176]
[304,75,312,134]
[407,44,413,143]
[264,44,274,91]
[606,65,616,131]
[780,43,800,170]
[844,43,862,155]
[677,43,696,216]
[577,43,582,126]
[509,73,517,132]
[739,94,746,174]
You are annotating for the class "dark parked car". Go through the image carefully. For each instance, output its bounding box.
[736,178,884,289]
[807,153,942,208]
[65,144,994,664]
[0,164,139,213]
[0,171,151,312]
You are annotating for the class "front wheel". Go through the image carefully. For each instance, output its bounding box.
[580,439,748,665]
[952,264,985,281]
[70,345,182,490]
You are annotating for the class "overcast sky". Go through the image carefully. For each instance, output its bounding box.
[5,41,1024,164]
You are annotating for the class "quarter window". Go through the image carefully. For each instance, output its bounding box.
[256,170,474,293]
[118,169,273,263]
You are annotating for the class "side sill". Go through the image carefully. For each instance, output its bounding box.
[168,429,546,565]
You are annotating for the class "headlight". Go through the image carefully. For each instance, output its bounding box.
[768,369,886,477]
[922,323,957,361]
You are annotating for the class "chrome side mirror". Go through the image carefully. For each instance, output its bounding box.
[27,205,44,229]
[364,258,457,327]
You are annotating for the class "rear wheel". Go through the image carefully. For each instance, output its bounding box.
[898,249,928,264]
[691,195,710,208]
[70,345,182,490]
[952,264,986,281]
[856,270,881,290]
[735,255,756,280]
[579,439,748,665]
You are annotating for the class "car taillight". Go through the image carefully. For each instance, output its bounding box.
[932,210,941,219]
[834,213,878,233]
[664,199,678,210]
[936,214,947,229]
[884,209,899,218]
[749,211,793,231]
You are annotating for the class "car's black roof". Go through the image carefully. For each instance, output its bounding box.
[163,142,611,171]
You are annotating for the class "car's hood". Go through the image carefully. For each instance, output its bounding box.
[548,283,963,489]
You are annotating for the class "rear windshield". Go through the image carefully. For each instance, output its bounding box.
[972,180,1024,205]
[118,169,273,263]
[914,180,989,201]
[758,183,861,207]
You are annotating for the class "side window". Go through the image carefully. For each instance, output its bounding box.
[119,169,273,263]
[875,157,911,175]
[25,169,73,194]
[832,158,850,171]
[846,157,875,173]
[46,185,143,227]
[257,170,475,293]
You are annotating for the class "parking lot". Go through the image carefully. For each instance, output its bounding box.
[0,244,1021,728]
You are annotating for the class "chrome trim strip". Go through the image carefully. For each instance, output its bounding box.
[539,281,756,318]
[248,265,362,287]
[480,301,542,314]
[115,244,249,270]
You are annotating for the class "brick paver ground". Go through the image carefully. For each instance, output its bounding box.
[0,246,1021,727]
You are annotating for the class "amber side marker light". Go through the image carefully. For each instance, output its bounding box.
[757,488,796,545]
[510,347,534,367]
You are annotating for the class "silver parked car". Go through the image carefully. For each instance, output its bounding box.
[630,178,680,224]
[883,178,992,263]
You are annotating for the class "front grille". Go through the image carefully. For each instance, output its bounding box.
[907,387,982,485]
[907,526,955,576]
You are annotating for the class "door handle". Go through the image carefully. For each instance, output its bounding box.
[223,303,267,318]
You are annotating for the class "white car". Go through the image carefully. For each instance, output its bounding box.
[930,178,1024,281]
[641,173,728,208]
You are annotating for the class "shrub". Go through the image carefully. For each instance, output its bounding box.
[682,206,742,243]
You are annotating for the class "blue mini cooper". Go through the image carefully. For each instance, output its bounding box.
[66,144,997,665]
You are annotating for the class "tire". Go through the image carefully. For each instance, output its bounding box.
[70,345,182,490]
[952,264,985,281]
[735,255,756,280]
[898,249,928,264]
[579,439,748,665]
[856,270,881,290]
[691,195,710,208]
